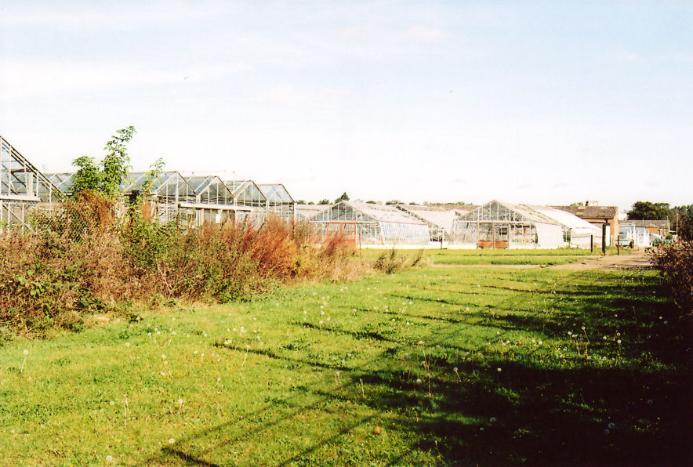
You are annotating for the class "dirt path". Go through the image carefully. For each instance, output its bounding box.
[553,251,652,271]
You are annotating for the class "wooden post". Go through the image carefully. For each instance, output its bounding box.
[590,234,594,253]
[602,223,607,255]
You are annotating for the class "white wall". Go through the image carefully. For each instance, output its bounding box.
[534,223,564,249]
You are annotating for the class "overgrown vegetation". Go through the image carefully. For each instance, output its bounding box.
[650,241,693,314]
[0,192,360,335]
[373,249,424,273]
[0,127,371,335]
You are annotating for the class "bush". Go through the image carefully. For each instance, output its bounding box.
[649,241,693,315]
[0,194,358,335]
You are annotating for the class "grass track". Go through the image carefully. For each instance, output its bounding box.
[0,251,687,465]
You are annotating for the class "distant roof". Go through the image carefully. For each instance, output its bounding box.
[123,171,193,194]
[459,200,561,225]
[623,219,670,228]
[258,184,294,203]
[295,204,331,219]
[224,180,267,202]
[185,175,227,193]
[345,201,427,225]
[397,205,463,231]
[531,206,601,232]
[553,205,618,220]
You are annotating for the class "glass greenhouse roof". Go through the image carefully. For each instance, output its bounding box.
[258,184,294,203]
[459,200,560,225]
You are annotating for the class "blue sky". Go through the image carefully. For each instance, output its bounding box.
[1,1,691,208]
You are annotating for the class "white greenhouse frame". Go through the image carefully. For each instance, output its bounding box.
[1,136,62,231]
[311,201,430,246]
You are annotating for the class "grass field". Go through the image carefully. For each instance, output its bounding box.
[0,250,687,465]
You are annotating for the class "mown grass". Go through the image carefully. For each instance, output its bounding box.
[363,247,620,266]
[0,251,687,465]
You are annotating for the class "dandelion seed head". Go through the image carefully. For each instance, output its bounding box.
[168,438,175,445]
[608,422,615,429]
[497,367,502,372]
[106,455,114,463]
[23,349,29,356]
[490,417,496,423]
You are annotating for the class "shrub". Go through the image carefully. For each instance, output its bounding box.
[0,195,360,334]
[650,241,693,315]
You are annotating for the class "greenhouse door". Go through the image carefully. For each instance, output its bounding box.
[477,223,509,249]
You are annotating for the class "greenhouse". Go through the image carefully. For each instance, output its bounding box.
[531,206,601,248]
[450,200,564,249]
[258,183,295,221]
[45,173,74,195]
[225,180,267,226]
[295,204,331,220]
[1,135,61,230]
[123,171,196,223]
[395,205,467,242]
[311,201,429,246]
[183,176,252,225]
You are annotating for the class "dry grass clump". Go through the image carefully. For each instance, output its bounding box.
[0,194,358,335]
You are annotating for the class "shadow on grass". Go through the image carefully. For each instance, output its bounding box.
[149,271,690,466]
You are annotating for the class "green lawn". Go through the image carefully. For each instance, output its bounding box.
[363,247,626,266]
[0,251,686,465]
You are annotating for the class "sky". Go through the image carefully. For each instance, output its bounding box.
[1,1,692,209]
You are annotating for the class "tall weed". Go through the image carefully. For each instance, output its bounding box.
[0,194,358,334]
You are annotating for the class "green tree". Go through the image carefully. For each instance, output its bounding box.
[627,201,671,220]
[670,205,693,240]
[70,156,102,194]
[335,192,349,203]
[70,126,136,198]
[318,199,330,205]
